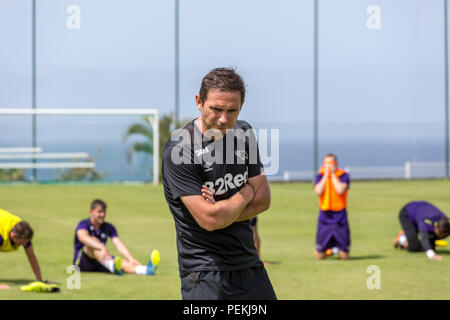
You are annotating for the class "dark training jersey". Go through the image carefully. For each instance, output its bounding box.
[162,120,264,277]
[73,219,118,264]
[405,201,447,233]
[405,201,447,251]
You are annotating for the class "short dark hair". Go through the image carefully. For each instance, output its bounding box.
[90,199,107,211]
[199,67,246,105]
[437,218,450,236]
[323,153,338,162]
[12,221,34,240]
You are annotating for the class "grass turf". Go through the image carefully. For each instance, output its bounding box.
[0,180,449,299]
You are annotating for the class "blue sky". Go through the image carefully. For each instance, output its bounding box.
[0,0,448,144]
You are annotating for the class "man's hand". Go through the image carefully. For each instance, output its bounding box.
[329,163,337,175]
[430,255,443,261]
[200,183,254,206]
[0,284,10,290]
[202,185,216,204]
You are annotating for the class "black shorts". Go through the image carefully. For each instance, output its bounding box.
[78,252,110,273]
[180,265,277,300]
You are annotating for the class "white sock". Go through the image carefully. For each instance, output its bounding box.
[102,259,115,273]
[398,234,407,246]
[135,265,147,275]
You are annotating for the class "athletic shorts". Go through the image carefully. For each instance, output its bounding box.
[78,252,110,273]
[316,221,350,253]
[180,265,277,300]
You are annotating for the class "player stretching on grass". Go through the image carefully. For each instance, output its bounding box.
[0,208,43,290]
[162,68,276,300]
[73,199,160,275]
[313,154,351,260]
[393,201,450,260]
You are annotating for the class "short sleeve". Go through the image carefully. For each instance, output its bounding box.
[75,220,89,232]
[107,224,118,238]
[314,174,322,186]
[245,125,263,178]
[163,144,203,200]
[340,172,350,187]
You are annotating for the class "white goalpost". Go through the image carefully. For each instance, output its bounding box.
[0,108,159,185]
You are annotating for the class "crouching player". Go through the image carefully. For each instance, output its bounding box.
[313,154,350,260]
[73,199,160,275]
[393,201,449,260]
[0,208,43,290]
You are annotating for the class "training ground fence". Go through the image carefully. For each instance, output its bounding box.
[274,161,450,182]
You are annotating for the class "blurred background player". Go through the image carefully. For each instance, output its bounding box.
[251,217,270,266]
[313,154,350,260]
[393,201,450,260]
[0,208,43,289]
[73,199,160,275]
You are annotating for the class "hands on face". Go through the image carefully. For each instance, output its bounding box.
[323,160,337,176]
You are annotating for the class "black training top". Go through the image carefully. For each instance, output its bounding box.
[162,119,264,277]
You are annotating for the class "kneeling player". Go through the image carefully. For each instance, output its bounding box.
[73,199,160,275]
[313,154,350,260]
[393,201,449,260]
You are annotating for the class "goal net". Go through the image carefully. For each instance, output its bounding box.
[0,108,159,185]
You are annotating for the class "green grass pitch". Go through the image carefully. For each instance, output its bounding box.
[0,180,449,300]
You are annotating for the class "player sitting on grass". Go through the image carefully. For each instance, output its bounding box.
[313,154,351,260]
[73,199,160,275]
[393,201,450,260]
[0,208,43,290]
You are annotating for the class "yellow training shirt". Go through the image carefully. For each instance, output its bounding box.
[0,208,22,252]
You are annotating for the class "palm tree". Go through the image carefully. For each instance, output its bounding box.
[124,113,191,181]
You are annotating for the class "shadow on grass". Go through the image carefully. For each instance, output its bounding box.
[0,279,34,285]
[0,279,62,286]
[436,250,450,255]
[263,261,281,265]
[348,255,385,260]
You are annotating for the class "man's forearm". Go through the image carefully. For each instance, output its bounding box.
[211,184,255,229]
[115,242,133,261]
[419,231,433,252]
[188,183,256,231]
[81,235,104,251]
[314,175,328,195]
[30,256,42,281]
[330,174,347,194]
[25,248,42,281]
[236,189,270,222]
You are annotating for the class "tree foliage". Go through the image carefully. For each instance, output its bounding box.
[124,113,191,181]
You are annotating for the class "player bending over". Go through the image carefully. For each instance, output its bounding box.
[73,199,160,275]
[0,208,43,290]
[393,201,449,260]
